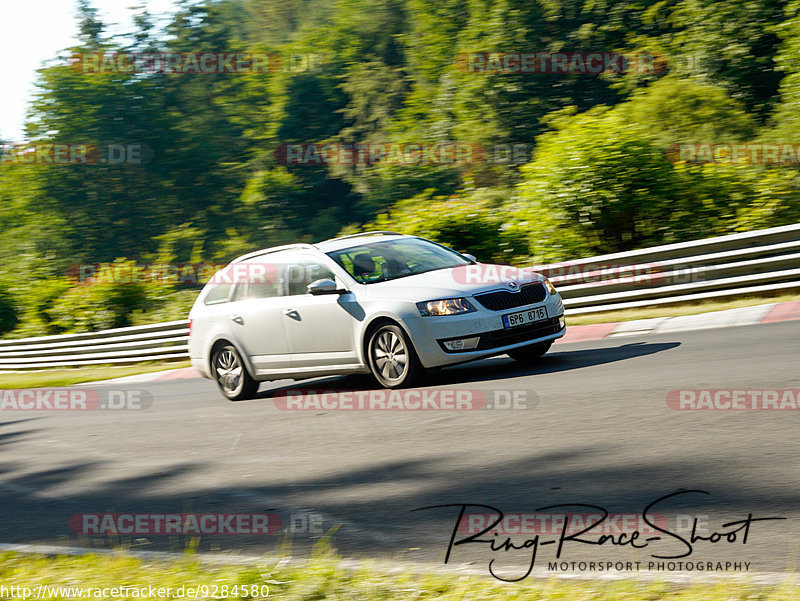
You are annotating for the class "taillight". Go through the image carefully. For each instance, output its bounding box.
[188,318,192,336]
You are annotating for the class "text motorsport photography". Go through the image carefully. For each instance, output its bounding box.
[414,491,785,581]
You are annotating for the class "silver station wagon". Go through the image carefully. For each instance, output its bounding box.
[188,232,566,399]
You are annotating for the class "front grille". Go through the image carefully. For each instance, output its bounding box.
[477,316,561,350]
[474,282,547,311]
[438,316,563,353]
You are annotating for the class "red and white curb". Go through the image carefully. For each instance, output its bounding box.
[556,300,800,345]
[78,366,202,386]
[92,300,800,385]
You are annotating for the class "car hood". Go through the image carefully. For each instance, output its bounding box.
[359,264,545,301]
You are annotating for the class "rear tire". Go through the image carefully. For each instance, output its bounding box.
[212,344,259,401]
[507,341,552,362]
[367,324,422,388]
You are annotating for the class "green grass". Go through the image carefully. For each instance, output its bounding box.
[0,361,191,389]
[0,548,798,601]
[566,292,800,326]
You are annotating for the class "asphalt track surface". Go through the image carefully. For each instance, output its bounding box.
[1,320,799,579]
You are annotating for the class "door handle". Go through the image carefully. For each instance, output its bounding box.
[283,308,301,320]
[230,315,244,325]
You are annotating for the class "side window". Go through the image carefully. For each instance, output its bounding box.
[248,280,282,299]
[287,259,336,296]
[204,284,232,305]
[243,259,286,299]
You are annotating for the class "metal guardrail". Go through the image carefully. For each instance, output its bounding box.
[557,222,800,314]
[0,321,189,370]
[0,224,798,370]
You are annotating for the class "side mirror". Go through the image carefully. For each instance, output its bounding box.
[307,278,344,295]
[462,253,477,262]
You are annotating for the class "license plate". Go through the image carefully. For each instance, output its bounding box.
[502,306,548,329]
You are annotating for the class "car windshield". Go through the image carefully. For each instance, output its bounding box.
[328,238,471,284]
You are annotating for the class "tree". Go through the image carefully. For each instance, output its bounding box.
[366,189,531,263]
[644,0,786,121]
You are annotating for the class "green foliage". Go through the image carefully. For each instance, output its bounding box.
[0,286,19,335]
[517,107,680,256]
[12,260,179,335]
[516,97,800,259]
[680,162,800,232]
[130,289,201,326]
[369,190,530,263]
[18,278,73,336]
[650,0,786,121]
[620,77,757,146]
[47,282,148,333]
[764,0,800,138]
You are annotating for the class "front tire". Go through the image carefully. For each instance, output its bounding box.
[367,324,422,388]
[507,341,552,363]
[212,344,259,401]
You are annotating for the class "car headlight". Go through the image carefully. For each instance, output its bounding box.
[417,298,476,316]
[543,278,557,295]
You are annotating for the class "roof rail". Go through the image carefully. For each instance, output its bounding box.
[320,231,404,244]
[230,243,318,263]
[228,232,404,263]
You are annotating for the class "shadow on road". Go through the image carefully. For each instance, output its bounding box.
[4,336,794,569]
[254,341,681,396]
[0,434,793,564]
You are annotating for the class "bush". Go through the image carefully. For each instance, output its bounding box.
[367,189,531,263]
[26,277,73,335]
[47,281,149,333]
[0,286,18,336]
[516,107,680,257]
[43,260,152,333]
[515,97,800,261]
[130,289,199,326]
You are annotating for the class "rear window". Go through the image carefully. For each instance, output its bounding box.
[204,284,232,305]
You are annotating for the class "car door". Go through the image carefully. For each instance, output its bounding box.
[225,257,293,373]
[280,254,361,369]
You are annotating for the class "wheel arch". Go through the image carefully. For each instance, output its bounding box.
[359,315,419,367]
[208,337,258,381]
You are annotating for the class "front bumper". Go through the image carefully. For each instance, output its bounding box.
[404,293,566,368]
[437,315,564,353]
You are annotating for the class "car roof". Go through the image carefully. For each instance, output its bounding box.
[316,232,412,253]
[230,232,413,263]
